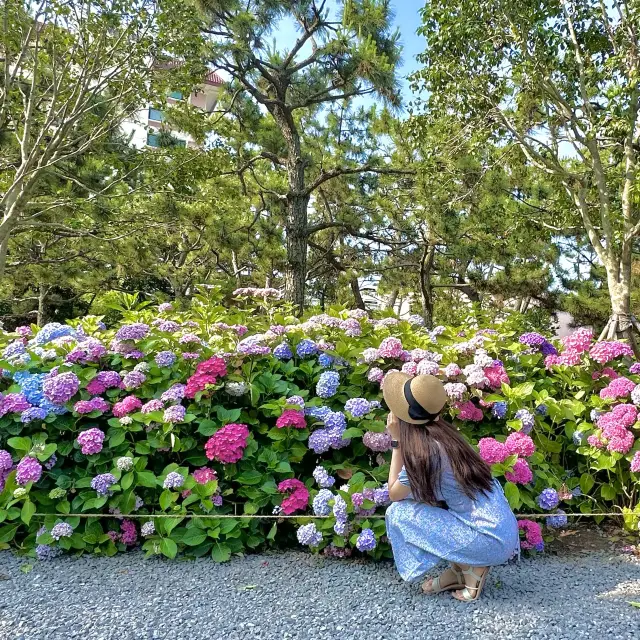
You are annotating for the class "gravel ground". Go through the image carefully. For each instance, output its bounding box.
[0,550,639,640]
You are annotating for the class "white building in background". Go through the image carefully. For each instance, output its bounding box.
[120,69,224,149]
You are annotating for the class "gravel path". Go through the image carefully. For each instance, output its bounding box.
[0,550,639,640]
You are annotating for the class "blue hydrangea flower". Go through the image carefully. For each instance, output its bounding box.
[535,404,548,416]
[318,353,334,368]
[20,406,48,423]
[356,528,377,552]
[333,520,348,536]
[316,371,340,398]
[312,489,333,516]
[38,398,69,416]
[344,397,373,418]
[313,466,335,488]
[491,401,508,419]
[296,339,319,358]
[273,342,293,360]
[33,322,76,346]
[305,406,331,420]
[324,411,346,431]
[155,351,176,367]
[163,471,184,489]
[308,429,333,454]
[547,509,568,528]
[537,488,560,510]
[572,431,585,445]
[332,494,347,520]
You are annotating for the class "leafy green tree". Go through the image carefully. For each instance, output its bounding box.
[196,0,404,310]
[416,0,640,344]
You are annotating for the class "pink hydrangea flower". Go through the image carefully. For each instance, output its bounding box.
[457,400,483,422]
[77,428,105,455]
[277,478,309,515]
[631,451,640,473]
[560,328,593,354]
[367,367,384,384]
[444,363,462,378]
[505,458,533,484]
[416,360,439,375]
[112,395,142,417]
[141,399,164,414]
[276,409,307,429]
[589,341,634,364]
[204,423,249,464]
[606,429,634,454]
[444,382,467,401]
[478,438,508,464]
[192,467,217,484]
[504,432,536,458]
[16,456,42,485]
[484,364,510,388]
[377,337,404,359]
[401,361,418,376]
[587,434,605,449]
[599,377,636,400]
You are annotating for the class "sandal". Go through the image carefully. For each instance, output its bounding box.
[421,565,465,595]
[452,566,490,602]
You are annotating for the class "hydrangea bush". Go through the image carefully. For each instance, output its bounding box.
[0,290,639,563]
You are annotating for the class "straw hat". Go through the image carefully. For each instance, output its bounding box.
[382,372,448,425]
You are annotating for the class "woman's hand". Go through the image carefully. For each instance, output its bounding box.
[386,412,400,439]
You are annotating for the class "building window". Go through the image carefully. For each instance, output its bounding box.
[146,132,161,147]
[148,107,164,122]
[169,90,183,100]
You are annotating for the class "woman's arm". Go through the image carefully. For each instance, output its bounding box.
[386,413,411,502]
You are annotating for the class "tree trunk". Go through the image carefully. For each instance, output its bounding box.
[284,192,310,314]
[37,284,48,327]
[386,288,398,310]
[350,277,366,310]
[419,244,435,328]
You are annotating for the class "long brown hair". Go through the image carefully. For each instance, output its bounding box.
[399,417,493,505]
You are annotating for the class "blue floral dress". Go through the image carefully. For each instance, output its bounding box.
[385,449,520,583]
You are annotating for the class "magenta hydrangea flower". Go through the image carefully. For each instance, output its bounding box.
[192,467,217,484]
[205,423,249,463]
[606,429,634,454]
[0,393,31,416]
[504,432,536,458]
[16,457,43,485]
[276,409,307,429]
[277,478,309,515]
[505,458,533,484]
[587,434,605,449]
[518,519,543,550]
[77,428,106,455]
[631,451,640,473]
[0,449,13,471]
[457,401,483,422]
[120,519,137,545]
[478,438,508,464]
[377,337,404,359]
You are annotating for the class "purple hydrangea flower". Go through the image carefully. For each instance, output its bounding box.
[519,332,546,347]
[91,473,116,496]
[0,449,13,471]
[308,429,333,454]
[44,454,57,470]
[155,351,176,367]
[297,523,322,547]
[123,370,146,389]
[537,488,560,511]
[43,372,80,405]
[0,393,32,416]
[154,320,180,333]
[332,494,347,520]
[141,521,155,537]
[115,323,150,341]
[212,495,223,506]
[333,520,349,536]
[163,405,186,424]
[77,428,105,455]
[535,404,548,416]
[158,302,173,312]
[16,457,43,485]
[515,409,535,434]
[160,384,186,404]
[316,371,340,398]
[373,485,390,505]
[324,411,346,431]
[36,545,63,560]
[362,431,392,452]
[356,528,377,551]
[163,471,184,489]
[141,399,164,414]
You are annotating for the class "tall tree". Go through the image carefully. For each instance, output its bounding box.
[197,0,403,311]
[416,0,640,344]
[0,0,204,279]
